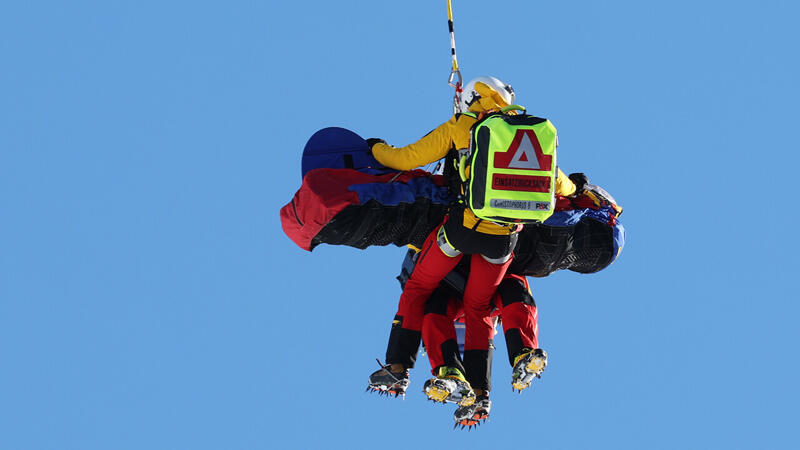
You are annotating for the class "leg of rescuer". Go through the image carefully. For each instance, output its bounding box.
[496,273,548,392]
[461,252,513,393]
[494,274,539,365]
[385,226,462,371]
[421,290,466,376]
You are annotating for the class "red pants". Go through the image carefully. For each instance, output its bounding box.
[396,229,512,352]
[385,207,518,380]
[422,274,539,391]
[385,225,513,389]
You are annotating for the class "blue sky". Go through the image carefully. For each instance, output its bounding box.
[1,1,798,449]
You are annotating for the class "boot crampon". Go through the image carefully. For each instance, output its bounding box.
[453,394,491,430]
[367,360,410,398]
[423,366,476,406]
[511,348,548,392]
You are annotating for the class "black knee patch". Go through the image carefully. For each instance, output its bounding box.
[497,278,535,308]
[424,288,451,315]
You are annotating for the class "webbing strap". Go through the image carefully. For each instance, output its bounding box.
[482,252,512,265]
[446,0,462,113]
[447,0,459,73]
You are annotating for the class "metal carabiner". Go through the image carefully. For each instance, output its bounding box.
[448,68,463,90]
[449,69,463,113]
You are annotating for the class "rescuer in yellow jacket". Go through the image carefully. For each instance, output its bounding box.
[370,96,575,236]
[367,76,576,406]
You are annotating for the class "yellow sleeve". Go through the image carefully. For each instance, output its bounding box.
[371,115,475,171]
[555,168,576,196]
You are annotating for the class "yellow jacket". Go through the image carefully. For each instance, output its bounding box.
[372,114,476,171]
[372,114,576,235]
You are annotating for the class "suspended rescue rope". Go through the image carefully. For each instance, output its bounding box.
[446,0,463,114]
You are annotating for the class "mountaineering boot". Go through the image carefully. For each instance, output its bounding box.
[453,393,491,430]
[511,348,548,392]
[423,366,476,406]
[367,365,410,397]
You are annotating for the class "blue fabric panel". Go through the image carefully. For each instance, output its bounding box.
[583,207,617,225]
[357,168,400,176]
[301,127,386,178]
[543,210,586,227]
[349,177,453,206]
[543,206,618,227]
[611,222,625,264]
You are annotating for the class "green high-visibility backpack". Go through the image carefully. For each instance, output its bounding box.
[460,105,558,224]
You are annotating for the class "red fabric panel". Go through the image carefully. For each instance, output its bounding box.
[422,297,464,372]
[396,229,461,332]
[279,168,440,251]
[493,274,538,349]
[422,314,456,373]
[500,302,538,349]
[462,254,512,351]
[554,194,573,211]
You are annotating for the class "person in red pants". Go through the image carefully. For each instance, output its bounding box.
[366,76,575,407]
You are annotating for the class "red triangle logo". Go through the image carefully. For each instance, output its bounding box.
[493,129,552,171]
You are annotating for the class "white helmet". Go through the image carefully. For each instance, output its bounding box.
[458,76,515,113]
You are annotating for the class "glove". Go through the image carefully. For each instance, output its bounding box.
[366,138,386,151]
[568,172,589,193]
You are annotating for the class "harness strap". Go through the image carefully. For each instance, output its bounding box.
[436,226,462,257]
[471,218,483,231]
[482,252,512,265]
